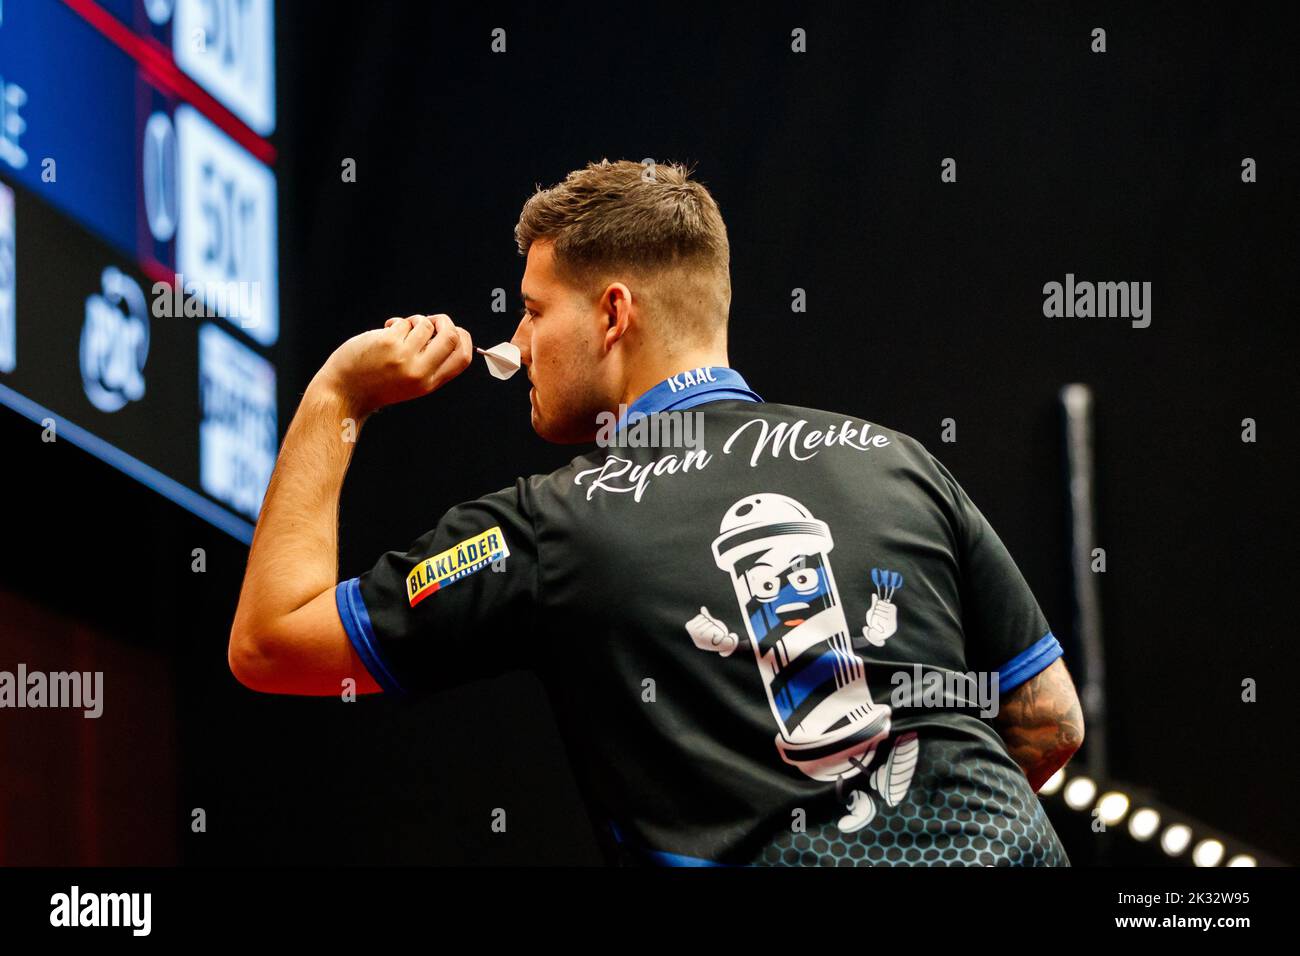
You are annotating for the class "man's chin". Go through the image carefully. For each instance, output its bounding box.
[530,406,599,445]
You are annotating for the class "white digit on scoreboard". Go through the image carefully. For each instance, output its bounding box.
[172,0,275,136]
[175,104,278,346]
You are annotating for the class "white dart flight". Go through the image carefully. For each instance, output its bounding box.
[475,342,521,380]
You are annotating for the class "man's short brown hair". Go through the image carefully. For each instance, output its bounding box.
[515,159,731,343]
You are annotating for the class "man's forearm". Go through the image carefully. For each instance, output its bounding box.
[1002,735,1078,792]
[994,661,1086,791]
[232,374,366,642]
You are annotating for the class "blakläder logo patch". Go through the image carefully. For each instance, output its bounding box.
[407,526,510,607]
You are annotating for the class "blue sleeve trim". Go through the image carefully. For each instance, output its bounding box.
[335,577,405,695]
[996,632,1063,694]
[645,848,735,867]
[608,818,744,866]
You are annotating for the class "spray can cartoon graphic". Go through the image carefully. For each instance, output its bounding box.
[687,493,921,831]
[710,494,892,778]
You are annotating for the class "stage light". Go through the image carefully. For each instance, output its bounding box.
[1039,769,1065,796]
[1063,776,1097,810]
[1192,839,1225,867]
[1161,824,1192,857]
[1128,808,1161,841]
[1097,791,1130,825]
[1227,854,1257,868]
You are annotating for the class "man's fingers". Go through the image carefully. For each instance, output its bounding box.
[452,322,473,369]
[429,313,456,343]
[374,312,474,397]
[426,314,459,359]
[431,316,473,384]
[388,315,422,337]
[403,313,436,351]
[411,314,461,379]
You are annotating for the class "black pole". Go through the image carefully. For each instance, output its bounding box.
[1060,384,1108,780]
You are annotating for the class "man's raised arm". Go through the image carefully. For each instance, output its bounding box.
[227,313,472,695]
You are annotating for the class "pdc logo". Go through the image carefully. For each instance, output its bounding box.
[80,267,150,413]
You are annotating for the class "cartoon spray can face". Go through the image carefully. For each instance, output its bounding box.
[713,494,890,782]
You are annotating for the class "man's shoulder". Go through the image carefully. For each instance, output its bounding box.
[507,447,607,504]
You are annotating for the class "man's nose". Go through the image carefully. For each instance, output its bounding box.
[509,315,531,367]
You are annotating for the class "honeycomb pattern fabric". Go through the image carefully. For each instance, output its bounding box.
[750,734,1070,867]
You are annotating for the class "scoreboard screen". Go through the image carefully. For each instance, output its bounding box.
[0,0,279,543]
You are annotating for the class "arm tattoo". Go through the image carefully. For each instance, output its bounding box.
[993,659,1085,791]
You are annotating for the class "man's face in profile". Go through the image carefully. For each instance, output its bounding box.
[511,240,613,444]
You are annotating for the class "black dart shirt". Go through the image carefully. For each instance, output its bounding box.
[336,367,1069,866]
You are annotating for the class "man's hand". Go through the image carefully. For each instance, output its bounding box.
[312,313,473,418]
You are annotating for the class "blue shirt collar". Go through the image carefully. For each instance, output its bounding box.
[617,366,762,430]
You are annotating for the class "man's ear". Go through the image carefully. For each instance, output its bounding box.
[601,282,634,343]
[606,287,621,326]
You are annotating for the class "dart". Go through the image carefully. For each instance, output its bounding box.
[476,342,522,380]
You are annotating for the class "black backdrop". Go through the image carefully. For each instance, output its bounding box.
[1,1,1295,865]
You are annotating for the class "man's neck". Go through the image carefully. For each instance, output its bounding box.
[619,352,731,408]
